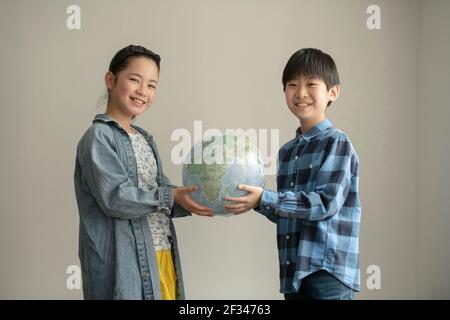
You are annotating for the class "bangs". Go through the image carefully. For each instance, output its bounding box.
[282,48,339,90]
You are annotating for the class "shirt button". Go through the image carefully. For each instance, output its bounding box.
[294,155,299,160]
[309,164,313,169]
[266,206,270,210]
[141,272,148,278]
[286,261,291,266]
[290,182,294,187]
[286,235,290,240]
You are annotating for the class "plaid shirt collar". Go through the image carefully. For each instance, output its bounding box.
[295,118,333,142]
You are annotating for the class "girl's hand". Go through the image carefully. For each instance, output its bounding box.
[223,184,263,215]
[173,186,214,217]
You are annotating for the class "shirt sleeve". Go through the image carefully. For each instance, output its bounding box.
[258,137,356,221]
[254,190,279,223]
[78,126,173,219]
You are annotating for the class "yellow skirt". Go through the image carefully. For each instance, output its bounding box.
[156,249,177,300]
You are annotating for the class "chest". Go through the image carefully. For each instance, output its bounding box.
[129,133,159,189]
[111,128,163,186]
[276,138,325,192]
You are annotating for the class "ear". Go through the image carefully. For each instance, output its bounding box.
[328,84,340,102]
[105,71,114,91]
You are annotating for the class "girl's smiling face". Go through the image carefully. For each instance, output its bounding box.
[105,56,159,120]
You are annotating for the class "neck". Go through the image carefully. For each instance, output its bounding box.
[105,107,133,132]
[300,122,312,134]
[300,117,325,134]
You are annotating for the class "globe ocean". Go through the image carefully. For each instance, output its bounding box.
[182,134,265,216]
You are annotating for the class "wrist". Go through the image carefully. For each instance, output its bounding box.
[256,188,263,207]
[157,186,174,212]
[172,188,180,203]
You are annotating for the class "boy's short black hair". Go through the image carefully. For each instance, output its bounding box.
[282,48,340,91]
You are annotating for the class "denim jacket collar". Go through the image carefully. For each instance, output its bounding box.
[93,114,154,139]
[93,113,119,125]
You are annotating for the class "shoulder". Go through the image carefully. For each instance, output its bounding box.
[321,127,359,158]
[78,122,116,149]
[279,136,298,153]
[322,126,348,141]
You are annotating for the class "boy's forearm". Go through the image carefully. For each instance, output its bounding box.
[258,186,349,221]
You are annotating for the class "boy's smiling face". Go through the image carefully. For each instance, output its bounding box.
[285,74,340,132]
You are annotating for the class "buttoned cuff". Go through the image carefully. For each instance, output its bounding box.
[256,189,278,217]
[157,186,174,213]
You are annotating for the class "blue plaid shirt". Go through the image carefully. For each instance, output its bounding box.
[256,118,361,293]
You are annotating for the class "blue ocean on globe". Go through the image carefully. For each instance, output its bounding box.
[182,134,265,216]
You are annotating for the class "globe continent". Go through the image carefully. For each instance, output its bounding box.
[182,134,265,216]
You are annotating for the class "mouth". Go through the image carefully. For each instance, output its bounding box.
[294,102,312,108]
[130,97,146,106]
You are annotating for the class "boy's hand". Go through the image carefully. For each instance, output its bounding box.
[173,186,214,217]
[223,184,263,215]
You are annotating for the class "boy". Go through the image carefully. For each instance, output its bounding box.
[224,48,361,300]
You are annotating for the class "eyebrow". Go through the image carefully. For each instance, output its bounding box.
[129,73,158,83]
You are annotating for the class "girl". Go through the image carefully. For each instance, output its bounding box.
[74,45,213,300]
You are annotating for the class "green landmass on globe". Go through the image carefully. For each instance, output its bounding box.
[182,134,265,216]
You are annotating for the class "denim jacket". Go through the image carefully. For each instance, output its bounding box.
[74,114,191,299]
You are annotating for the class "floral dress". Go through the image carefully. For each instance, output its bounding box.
[129,130,176,300]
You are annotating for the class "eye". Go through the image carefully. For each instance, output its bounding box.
[130,78,139,83]
[308,83,317,87]
[287,83,297,87]
[148,84,156,89]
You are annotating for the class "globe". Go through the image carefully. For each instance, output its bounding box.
[182,134,265,216]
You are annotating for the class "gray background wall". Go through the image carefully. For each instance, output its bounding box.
[0,0,448,299]
[417,0,450,299]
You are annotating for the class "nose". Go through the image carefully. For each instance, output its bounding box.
[136,83,147,97]
[295,86,308,98]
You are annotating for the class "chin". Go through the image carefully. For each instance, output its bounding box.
[130,106,147,115]
[296,112,311,119]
